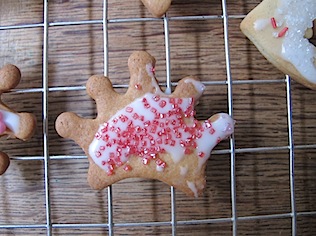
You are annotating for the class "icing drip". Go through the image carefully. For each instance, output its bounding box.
[187,181,198,198]
[0,109,20,134]
[146,63,171,95]
[88,93,234,176]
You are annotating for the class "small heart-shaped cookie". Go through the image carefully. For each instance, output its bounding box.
[141,0,172,17]
[240,0,316,89]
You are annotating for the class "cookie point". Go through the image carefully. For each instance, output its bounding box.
[0,64,21,91]
[0,152,10,175]
[140,0,172,17]
[129,52,153,71]
[129,51,155,61]
[184,77,205,95]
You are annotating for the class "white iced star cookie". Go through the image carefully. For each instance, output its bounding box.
[240,0,316,89]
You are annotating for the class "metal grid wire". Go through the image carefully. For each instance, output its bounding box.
[0,0,316,235]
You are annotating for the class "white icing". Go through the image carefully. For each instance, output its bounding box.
[88,92,234,175]
[0,109,20,134]
[156,165,164,172]
[278,0,316,82]
[184,78,205,98]
[253,18,270,31]
[146,63,172,96]
[151,77,166,96]
[187,181,198,198]
[196,113,235,169]
[253,0,316,82]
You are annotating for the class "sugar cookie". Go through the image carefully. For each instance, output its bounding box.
[0,152,9,175]
[55,51,234,197]
[240,0,316,89]
[0,64,37,175]
[141,0,172,17]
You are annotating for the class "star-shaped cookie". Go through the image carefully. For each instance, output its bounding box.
[240,0,316,89]
[55,51,234,197]
[0,64,36,175]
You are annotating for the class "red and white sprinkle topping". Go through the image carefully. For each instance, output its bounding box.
[89,93,234,175]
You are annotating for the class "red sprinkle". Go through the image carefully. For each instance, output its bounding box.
[270,17,277,29]
[157,138,162,144]
[119,115,128,123]
[151,67,156,74]
[125,107,133,113]
[95,132,102,139]
[101,123,109,133]
[277,27,288,37]
[150,107,157,114]
[198,152,205,158]
[155,158,163,166]
[159,113,166,119]
[153,95,160,101]
[132,113,139,120]
[142,158,149,165]
[159,100,167,108]
[124,165,132,171]
[209,128,215,135]
[134,84,142,90]
[184,148,192,155]
[96,151,102,158]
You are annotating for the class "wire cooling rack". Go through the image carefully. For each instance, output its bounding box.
[0,0,316,235]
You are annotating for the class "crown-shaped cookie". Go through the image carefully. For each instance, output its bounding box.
[55,51,234,197]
